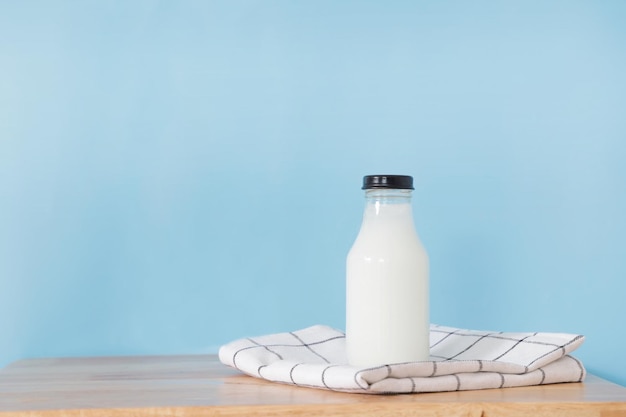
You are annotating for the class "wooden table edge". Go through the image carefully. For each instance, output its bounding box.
[2,401,626,417]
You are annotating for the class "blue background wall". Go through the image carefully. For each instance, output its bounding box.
[1,1,625,385]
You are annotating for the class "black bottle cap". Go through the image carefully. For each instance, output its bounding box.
[362,175,414,190]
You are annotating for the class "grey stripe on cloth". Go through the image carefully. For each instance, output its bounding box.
[218,324,585,394]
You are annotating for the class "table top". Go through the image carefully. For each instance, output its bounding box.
[1,354,625,416]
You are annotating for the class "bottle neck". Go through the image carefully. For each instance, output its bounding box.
[362,188,415,228]
[364,188,413,206]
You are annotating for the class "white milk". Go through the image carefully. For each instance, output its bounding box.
[346,187,429,367]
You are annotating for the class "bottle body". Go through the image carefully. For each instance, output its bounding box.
[346,186,429,367]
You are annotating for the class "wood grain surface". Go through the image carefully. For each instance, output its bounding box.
[1,354,625,416]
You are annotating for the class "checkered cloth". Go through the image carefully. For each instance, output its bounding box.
[219,324,585,394]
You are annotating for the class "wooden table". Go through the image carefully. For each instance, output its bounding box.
[1,355,625,416]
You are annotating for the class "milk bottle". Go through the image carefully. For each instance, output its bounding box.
[346,175,429,367]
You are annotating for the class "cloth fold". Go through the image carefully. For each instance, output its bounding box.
[219,324,585,394]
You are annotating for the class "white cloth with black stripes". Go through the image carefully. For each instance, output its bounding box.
[218,324,585,394]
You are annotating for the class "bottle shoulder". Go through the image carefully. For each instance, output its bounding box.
[348,233,428,259]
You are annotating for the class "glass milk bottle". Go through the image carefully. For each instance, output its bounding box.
[346,175,429,367]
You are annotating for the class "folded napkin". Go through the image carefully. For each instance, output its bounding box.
[219,324,585,394]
